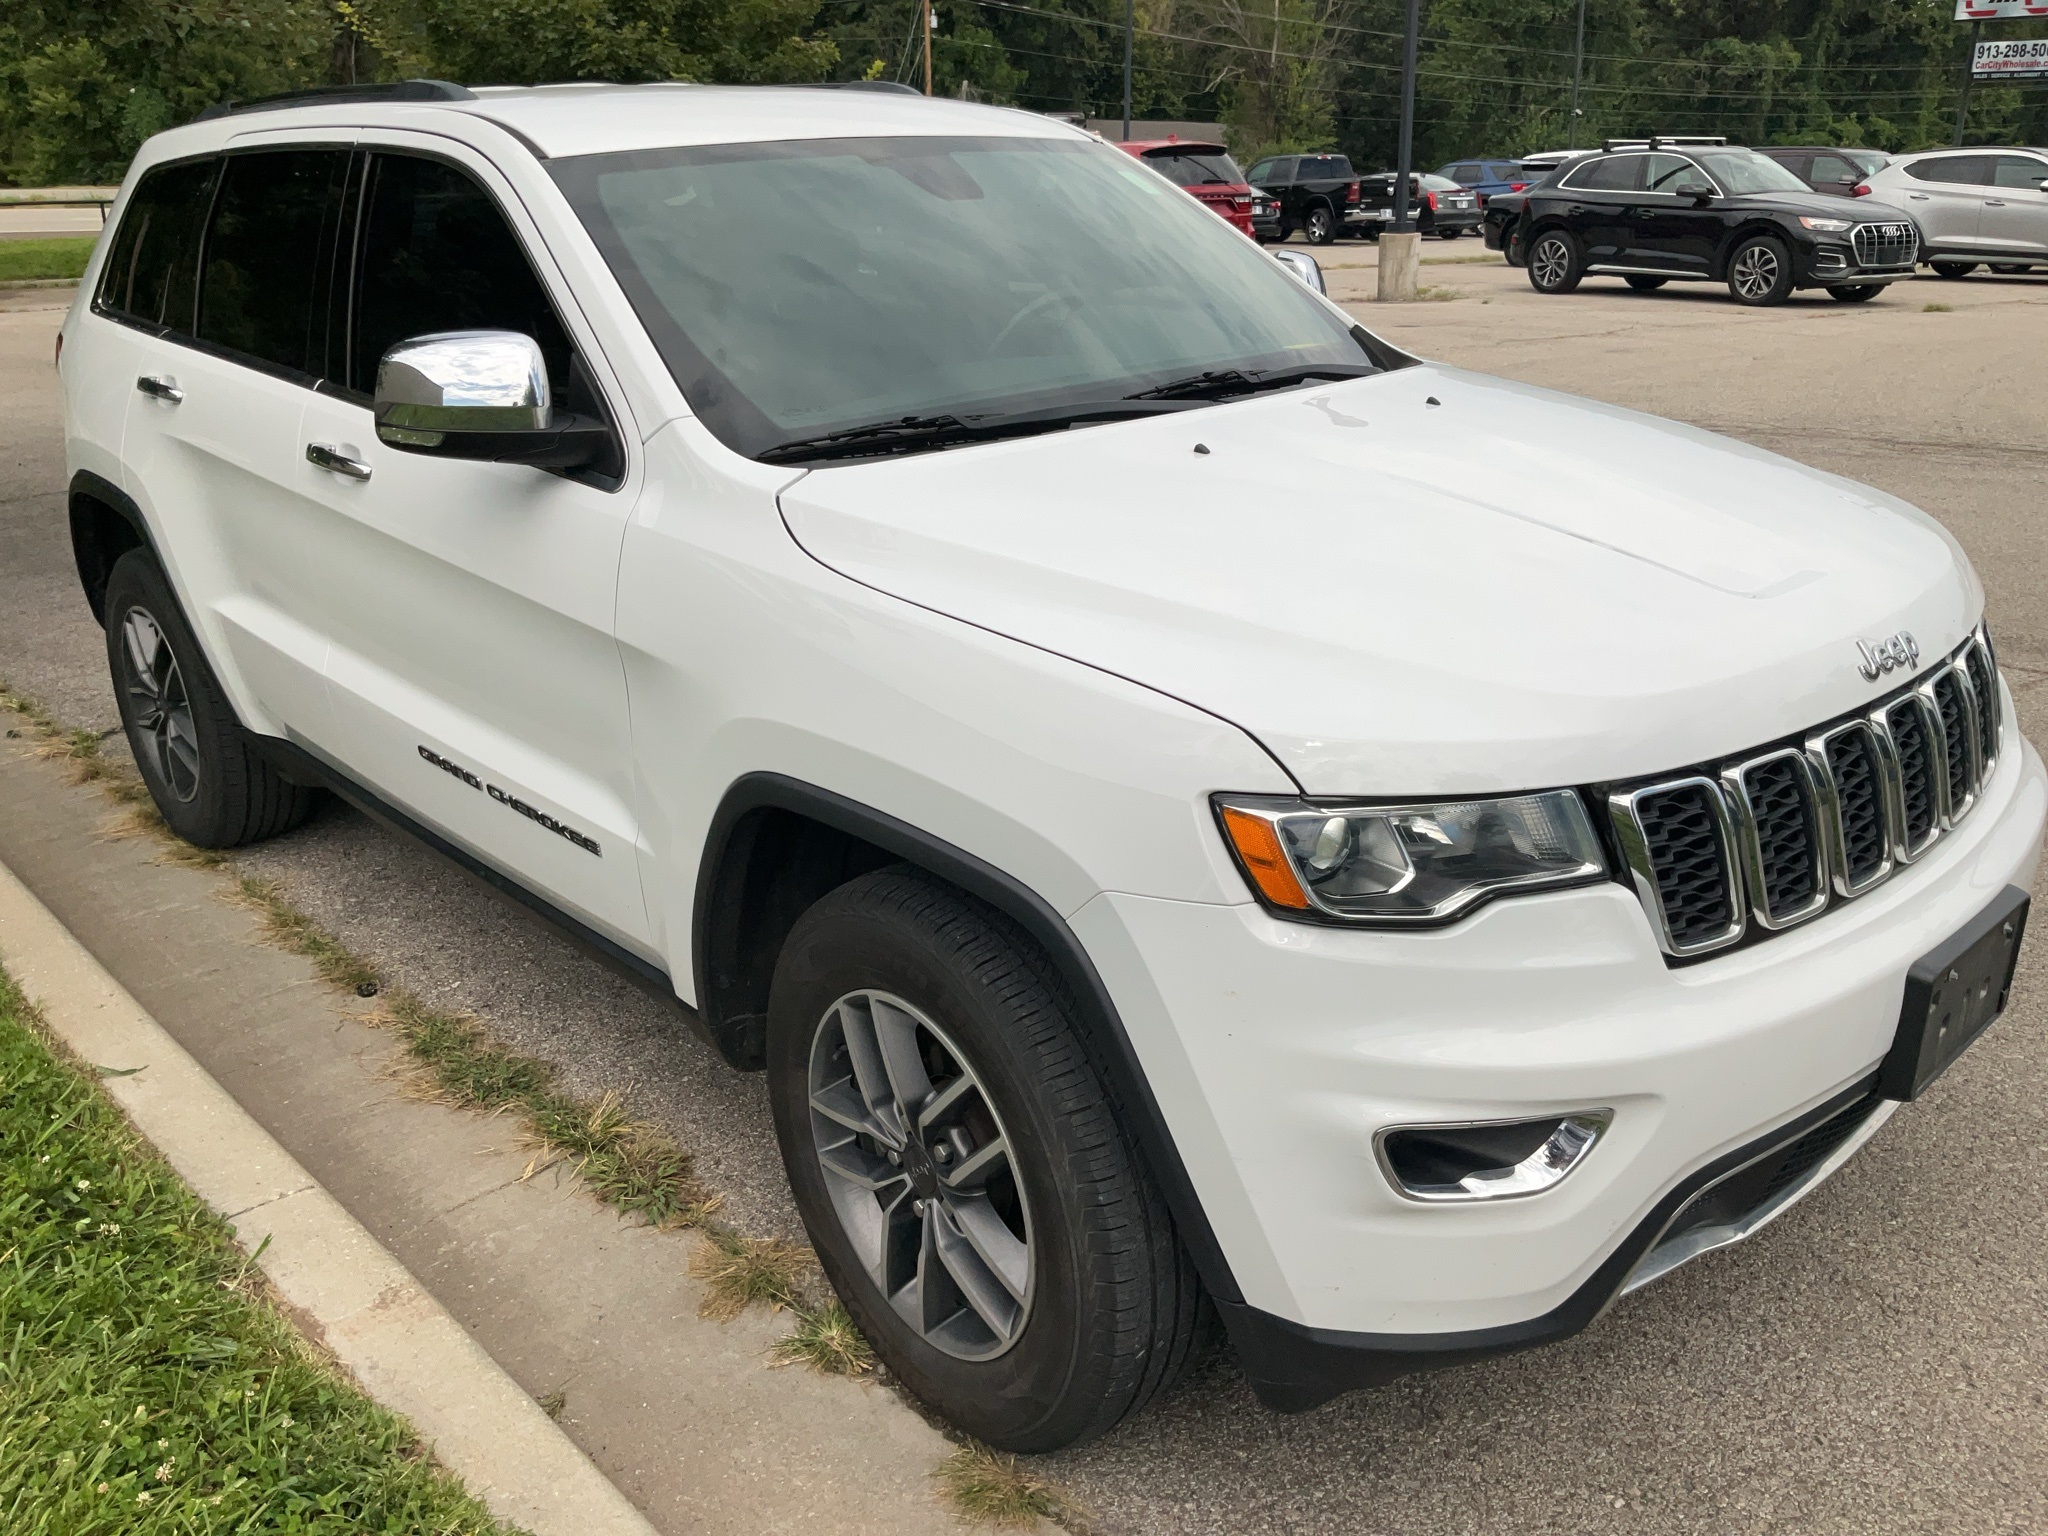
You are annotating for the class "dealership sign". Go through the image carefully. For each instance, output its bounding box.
[1975,37,2048,75]
[1956,1,2048,17]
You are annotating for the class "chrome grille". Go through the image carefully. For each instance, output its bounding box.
[1610,628,2002,959]
[1852,221,1916,268]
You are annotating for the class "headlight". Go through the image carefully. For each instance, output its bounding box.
[1216,790,1608,923]
[1799,216,1853,233]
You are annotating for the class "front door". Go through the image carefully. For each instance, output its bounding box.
[293,143,651,951]
[1979,153,2048,261]
[1631,153,1723,276]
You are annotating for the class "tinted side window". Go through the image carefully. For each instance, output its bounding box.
[99,158,219,333]
[198,150,351,377]
[1246,160,1276,183]
[1991,155,2048,188]
[1565,155,1643,192]
[1907,155,1991,186]
[1810,153,1860,184]
[351,153,574,398]
[1449,164,1481,184]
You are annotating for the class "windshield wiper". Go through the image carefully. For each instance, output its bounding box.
[1125,363,1380,403]
[756,400,1200,465]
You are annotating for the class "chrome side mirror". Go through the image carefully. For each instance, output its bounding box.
[374,330,608,469]
[1272,249,1326,294]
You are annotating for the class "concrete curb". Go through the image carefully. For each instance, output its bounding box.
[0,855,662,1536]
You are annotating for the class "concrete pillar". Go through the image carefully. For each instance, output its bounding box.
[1377,230,1421,302]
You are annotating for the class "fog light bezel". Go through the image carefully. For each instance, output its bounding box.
[1374,1110,1613,1204]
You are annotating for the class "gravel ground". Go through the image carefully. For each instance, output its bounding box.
[8,263,2048,1534]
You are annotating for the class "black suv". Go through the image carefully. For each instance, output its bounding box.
[1243,153,1366,243]
[1512,138,1921,306]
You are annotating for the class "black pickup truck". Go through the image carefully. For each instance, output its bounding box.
[1243,153,1368,244]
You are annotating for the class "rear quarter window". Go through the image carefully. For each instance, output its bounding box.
[97,158,220,334]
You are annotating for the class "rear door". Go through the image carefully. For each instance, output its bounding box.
[120,143,355,745]
[1556,153,1644,264]
[1896,154,1992,247]
[292,142,651,950]
[1633,153,1722,275]
[1979,153,2048,260]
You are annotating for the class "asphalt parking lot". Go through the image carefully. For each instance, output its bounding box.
[5,258,2048,1534]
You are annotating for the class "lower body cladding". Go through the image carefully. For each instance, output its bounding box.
[1071,736,2045,1411]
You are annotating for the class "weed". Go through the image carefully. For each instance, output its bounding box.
[770,1301,876,1376]
[934,1444,1087,1531]
[1416,284,1462,301]
[535,1389,567,1421]
[690,1229,814,1320]
[234,876,383,995]
[1923,302,1953,313]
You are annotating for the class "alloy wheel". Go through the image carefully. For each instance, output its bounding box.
[1531,236,1571,289]
[1731,244,1780,301]
[121,606,200,803]
[807,990,1032,1361]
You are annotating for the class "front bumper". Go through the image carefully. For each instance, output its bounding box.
[1070,717,2044,1409]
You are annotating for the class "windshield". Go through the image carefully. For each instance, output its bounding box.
[1695,149,1812,195]
[1145,150,1243,187]
[550,135,1377,461]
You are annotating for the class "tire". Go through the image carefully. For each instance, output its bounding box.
[1304,204,1336,245]
[1526,228,1584,293]
[1726,235,1794,305]
[766,868,1211,1452]
[1435,228,1462,240]
[104,549,316,848]
[1828,283,1882,303]
[1930,261,1978,279]
[1624,274,1668,291]
[1989,263,2030,275]
[1505,229,1527,267]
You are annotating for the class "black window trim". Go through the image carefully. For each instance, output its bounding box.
[90,150,227,342]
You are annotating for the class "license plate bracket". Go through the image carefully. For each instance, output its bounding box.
[1880,885,2030,1100]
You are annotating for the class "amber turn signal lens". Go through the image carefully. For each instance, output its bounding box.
[1220,806,1312,910]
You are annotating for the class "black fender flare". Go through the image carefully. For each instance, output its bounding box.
[692,771,1246,1307]
[68,469,161,625]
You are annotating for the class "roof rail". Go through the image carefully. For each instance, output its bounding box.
[1602,134,1728,152]
[193,79,475,124]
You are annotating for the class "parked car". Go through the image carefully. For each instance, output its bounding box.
[1755,145,1890,197]
[1516,139,1921,304]
[1244,152,1367,243]
[1436,157,1531,205]
[1359,172,1483,238]
[65,82,2043,1454]
[1857,147,2048,277]
[1483,186,1531,263]
[1250,186,1283,242]
[1116,138,1255,237]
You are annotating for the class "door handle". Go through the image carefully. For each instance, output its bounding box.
[135,375,183,404]
[305,442,372,481]
[1985,199,2007,206]
[1907,193,1930,200]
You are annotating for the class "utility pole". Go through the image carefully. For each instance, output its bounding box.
[922,0,933,96]
[1379,0,1422,301]
[1567,0,1586,149]
[1123,0,1134,139]
[1954,19,1982,147]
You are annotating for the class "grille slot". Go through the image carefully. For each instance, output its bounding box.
[1885,699,1940,852]
[1964,642,1999,772]
[1822,725,1890,890]
[1626,782,1739,952]
[1851,221,1915,267]
[1611,629,1997,959]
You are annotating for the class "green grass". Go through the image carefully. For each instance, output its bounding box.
[0,966,513,1534]
[933,1445,1088,1531]
[0,236,94,284]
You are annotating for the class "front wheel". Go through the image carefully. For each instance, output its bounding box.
[1726,235,1793,305]
[1526,229,1584,293]
[1828,283,1882,303]
[104,550,316,848]
[1304,205,1336,245]
[766,869,1211,1452]
[1930,261,1978,279]
[1624,274,1669,291]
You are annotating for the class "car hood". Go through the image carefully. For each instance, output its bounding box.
[1737,189,1918,222]
[778,366,1979,795]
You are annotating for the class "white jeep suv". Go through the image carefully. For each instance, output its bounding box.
[59,80,2045,1452]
